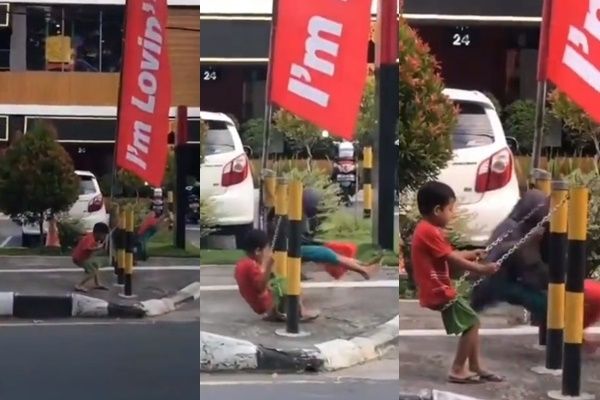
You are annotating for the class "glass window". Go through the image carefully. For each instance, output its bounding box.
[452,101,495,149]
[204,120,236,155]
[79,175,97,195]
[24,5,123,72]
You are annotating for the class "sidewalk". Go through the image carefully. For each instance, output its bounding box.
[200,265,399,372]
[399,335,600,400]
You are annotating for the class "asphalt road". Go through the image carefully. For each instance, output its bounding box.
[0,219,200,248]
[0,321,199,400]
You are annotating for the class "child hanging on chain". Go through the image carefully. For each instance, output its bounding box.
[471,189,550,323]
[267,188,382,280]
[411,181,502,384]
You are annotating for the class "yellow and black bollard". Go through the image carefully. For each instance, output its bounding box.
[275,179,309,337]
[363,146,373,219]
[120,207,137,299]
[115,207,126,286]
[273,177,288,314]
[534,169,551,347]
[533,181,568,375]
[549,186,593,400]
[264,172,276,210]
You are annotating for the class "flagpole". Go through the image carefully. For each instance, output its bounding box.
[531,0,554,172]
[258,0,280,231]
[109,0,131,265]
[110,0,131,201]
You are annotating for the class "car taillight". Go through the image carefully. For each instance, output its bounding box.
[221,154,249,187]
[88,194,104,213]
[475,148,513,193]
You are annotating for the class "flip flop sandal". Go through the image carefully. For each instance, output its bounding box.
[447,375,484,384]
[478,373,505,382]
[74,286,88,293]
[300,312,320,323]
[262,313,287,323]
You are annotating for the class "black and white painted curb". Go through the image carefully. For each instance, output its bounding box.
[200,314,399,372]
[0,281,200,319]
[399,390,483,400]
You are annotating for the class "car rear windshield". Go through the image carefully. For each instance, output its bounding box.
[203,120,236,155]
[452,101,495,149]
[79,175,97,195]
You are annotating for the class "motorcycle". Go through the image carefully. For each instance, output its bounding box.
[331,141,357,206]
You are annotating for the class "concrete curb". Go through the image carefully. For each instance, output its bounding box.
[200,314,399,373]
[0,281,200,319]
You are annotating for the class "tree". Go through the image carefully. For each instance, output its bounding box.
[356,76,377,146]
[0,121,79,239]
[503,99,537,154]
[396,20,457,194]
[239,118,265,157]
[273,109,331,169]
[548,89,600,156]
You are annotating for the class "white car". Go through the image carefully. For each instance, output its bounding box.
[438,89,520,247]
[21,170,109,247]
[200,111,254,247]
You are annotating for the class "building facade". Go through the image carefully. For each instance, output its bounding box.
[0,0,200,177]
[200,0,544,124]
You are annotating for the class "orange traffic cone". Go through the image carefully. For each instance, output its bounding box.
[46,217,61,248]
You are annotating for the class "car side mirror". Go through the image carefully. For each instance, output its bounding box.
[506,136,520,155]
[243,145,253,157]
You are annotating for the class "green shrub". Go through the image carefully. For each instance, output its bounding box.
[239,118,265,157]
[0,120,79,238]
[57,218,86,252]
[396,20,457,193]
[200,199,216,239]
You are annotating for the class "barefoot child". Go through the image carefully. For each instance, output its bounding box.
[73,222,110,292]
[411,181,502,384]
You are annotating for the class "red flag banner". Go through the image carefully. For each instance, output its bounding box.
[547,0,600,123]
[269,0,371,140]
[116,0,172,187]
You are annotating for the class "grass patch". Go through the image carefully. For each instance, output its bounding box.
[200,249,245,265]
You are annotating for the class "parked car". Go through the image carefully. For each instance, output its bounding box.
[200,111,254,247]
[438,89,520,247]
[21,170,109,247]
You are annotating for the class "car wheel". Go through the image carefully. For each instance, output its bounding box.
[233,223,253,249]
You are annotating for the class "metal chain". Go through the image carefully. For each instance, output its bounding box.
[271,214,283,248]
[441,194,569,311]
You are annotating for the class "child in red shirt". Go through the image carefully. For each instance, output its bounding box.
[411,181,501,384]
[583,279,600,353]
[235,229,319,321]
[137,206,170,261]
[73,222,110,292]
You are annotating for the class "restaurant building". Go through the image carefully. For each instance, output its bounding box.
[200,0,544,124]
[0,0,200,177]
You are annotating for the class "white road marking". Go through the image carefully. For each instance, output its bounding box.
[0,320,196,328]
[0,236,12,248]
[0,266,199,273]
[399,326,600,337]
[200,279,398,291]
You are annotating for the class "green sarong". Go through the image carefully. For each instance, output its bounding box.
[80,256,110,274]
[441,296,479,335]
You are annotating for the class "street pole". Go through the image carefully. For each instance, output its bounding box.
[258,0,280,231]
[531,0,553,171]
[372,0,399,250]
[174,105,188,249]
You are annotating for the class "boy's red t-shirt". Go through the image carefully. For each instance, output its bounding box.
[72,233,98,264]
[584,279,600,329]
[234,257,273,315]
[411,220,456,309]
